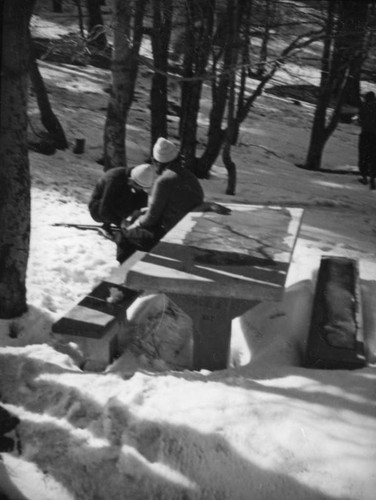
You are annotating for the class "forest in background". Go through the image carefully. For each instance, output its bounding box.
[1,0,376,319]
[30,0,376,176]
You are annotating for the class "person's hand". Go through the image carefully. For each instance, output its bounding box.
[127,219,141,230]
[120,218,131,232]
[128,209,142,222]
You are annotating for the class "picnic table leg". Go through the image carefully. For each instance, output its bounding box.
[168,294,257,371]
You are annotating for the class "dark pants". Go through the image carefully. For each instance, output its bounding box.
[116,225,165,263]
[359,132,376,186]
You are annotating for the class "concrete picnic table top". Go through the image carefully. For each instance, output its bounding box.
[125,203,304,302]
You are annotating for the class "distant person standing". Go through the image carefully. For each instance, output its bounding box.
[358,91,376,190]
[88,164,156,236]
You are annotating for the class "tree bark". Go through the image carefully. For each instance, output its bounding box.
[29,35,68,150]
[86,0,107,50]
[221,0,244,195]
[0,0,35,318]
[150,0,172,147]
[179,0,215,170]
[197,0,323,179]
[103,0,146,171]
[336,0,368,107]
[52,0,63,13]
[257,0,275,77]
[305,0,365,170]
[103,0,132,171]
[304,0,335,170]
[304,105,329,171]
[222,140,236,195]
[196,0,249,180]
[74,0,85,38]
[195,2,231,178]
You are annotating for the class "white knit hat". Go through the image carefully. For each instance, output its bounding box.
[153,137,178,163]
[130,163,156,189]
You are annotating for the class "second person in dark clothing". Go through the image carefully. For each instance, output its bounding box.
[115,138,204,263]
[358,91,376,189]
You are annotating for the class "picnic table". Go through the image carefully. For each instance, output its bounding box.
[125,203,304,371]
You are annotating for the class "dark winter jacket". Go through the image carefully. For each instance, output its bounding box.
[359,100,376,136]
[137,164,204,232]
[88,167,148,226]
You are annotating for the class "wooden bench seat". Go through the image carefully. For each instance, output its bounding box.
[52,252,145,370]
[304,256,366,370]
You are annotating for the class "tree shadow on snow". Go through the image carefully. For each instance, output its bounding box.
[295,163,360,176]
[2,381,357,500]
[212,277,376,421]
[1,292,374,499]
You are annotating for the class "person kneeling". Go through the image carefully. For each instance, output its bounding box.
[88,163,155,237]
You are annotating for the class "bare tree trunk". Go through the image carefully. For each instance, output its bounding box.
[72,0,85,37]
[257,0,274,77]
[306,66,349,170]
[179,0,215,170]
[197,0,324,179]
[0,0,35,318]
[180,77,203,165]
[304,3,334,171]
[197,0,250,180]
[222,0,243,195]
[150,0,172,147]
[304,105,329,171]
[337,0,368,107]
[103,0,146,171]
[195,2,231,178]
[195,83,226,178]
[29,34,68,150]
[103,0,133,170]
[86,0,107,50]
[52,0,63,13]
[305,0,365,170]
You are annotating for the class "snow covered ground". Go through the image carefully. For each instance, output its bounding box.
[1,7,376,499]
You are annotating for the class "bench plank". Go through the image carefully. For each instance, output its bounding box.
[53,282,140,338]
[52,269,143,369]
[53,311,114,338]
[304,256,365,370]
